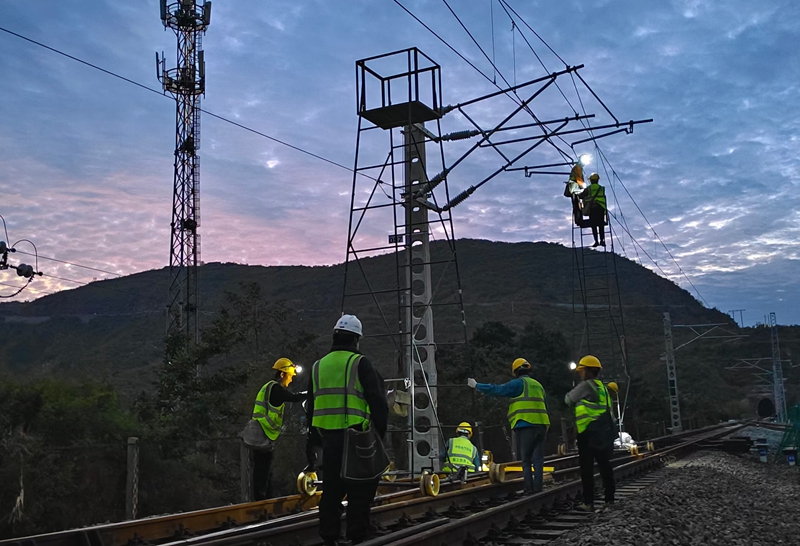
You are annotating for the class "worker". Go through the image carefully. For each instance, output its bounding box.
[564,355,615,511]
[305,314,389,546]
[246,358,305,500]
[565,161,586,225]
[579,172,607,247]
[467,358,550,494]
[441,422,481,475]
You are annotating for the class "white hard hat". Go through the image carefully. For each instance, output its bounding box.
[334,314,363,337]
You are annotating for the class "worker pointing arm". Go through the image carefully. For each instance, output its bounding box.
[467,358,550,495]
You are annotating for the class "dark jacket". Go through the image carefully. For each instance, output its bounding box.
[268,381,305,406]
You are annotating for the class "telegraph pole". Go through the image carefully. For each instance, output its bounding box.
[157,0,211,343]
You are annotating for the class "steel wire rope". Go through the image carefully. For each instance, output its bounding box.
[13,249,124,278]
[497,5,706,306]
[439,0,575,162]
[0,25,388,186]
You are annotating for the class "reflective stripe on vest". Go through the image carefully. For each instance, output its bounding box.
[252,381,284,441]
[508,376,550,428]
[442,436,477,473]
[590,183,606,210]
[574,379,610,434]
[311,351,370,430]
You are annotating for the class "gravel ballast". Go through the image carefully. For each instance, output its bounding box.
[548,450,800,546]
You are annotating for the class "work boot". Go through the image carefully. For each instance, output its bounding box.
[600,241,606,247]
[575,502,595,513]
[591,242,599,248]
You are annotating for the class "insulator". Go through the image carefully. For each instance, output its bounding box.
[425,169,448,192]
[16,264,34,278]
[438,104,456,115]
[442,130,480,141]
[444,186,475,211]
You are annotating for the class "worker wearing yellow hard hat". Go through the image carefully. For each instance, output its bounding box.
[441,421,480,474]
[243,357,305,501]
[467,358,550,494]
[564,355,615,511]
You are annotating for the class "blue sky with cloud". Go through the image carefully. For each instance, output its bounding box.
[0,0,797,325]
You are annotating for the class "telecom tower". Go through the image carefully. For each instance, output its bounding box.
[157,0,211,342]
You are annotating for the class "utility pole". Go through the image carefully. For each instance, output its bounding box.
[727,309,745,328]
[157,0,212,343]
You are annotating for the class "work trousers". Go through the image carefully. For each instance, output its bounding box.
[515,424,547,494]
[252,449,274,501]
[589,207,606,244]
[319,430,379,543]
[577,431,615,505]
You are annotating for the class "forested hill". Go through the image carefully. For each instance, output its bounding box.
[0,238,771,394]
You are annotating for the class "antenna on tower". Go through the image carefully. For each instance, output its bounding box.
[157,0,211,343]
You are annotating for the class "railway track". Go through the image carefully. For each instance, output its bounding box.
[2,423,741,546]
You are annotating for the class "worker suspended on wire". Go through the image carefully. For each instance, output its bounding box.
[564,355,615,512]
[564,162,586,226]
[467,358,550,494]
[441,422,481,476]
[305,314,389,546]
[242,358,305,501]
[579,172,607,247]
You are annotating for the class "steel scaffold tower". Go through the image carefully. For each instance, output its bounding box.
[157,0,211,342]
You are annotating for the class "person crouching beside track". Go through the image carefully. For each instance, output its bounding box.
[305,314,389,546]
[441,422,481,477]
[243,358,305,501]
[565,355,615,512]
[467,358,550,494]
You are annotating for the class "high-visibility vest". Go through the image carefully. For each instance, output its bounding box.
[442,436,478,473]
[508,376,550,429]
[589,183,606,210]
[252,381,284,441]
[311,351,370,430]
[574,379,611,434]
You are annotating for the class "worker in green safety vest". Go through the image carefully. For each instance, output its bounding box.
[244,357,305,500]
[305,314,388,546]
[565,355,615,511]
[467,358,550,494]
[579,172,607,247]
[441,422,480,474]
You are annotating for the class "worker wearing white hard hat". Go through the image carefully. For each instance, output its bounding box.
[305,314,389,545]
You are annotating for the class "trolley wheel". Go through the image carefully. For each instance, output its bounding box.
[488,462,506,484]
[628,445,639,456]
[381,461,397,482]
[557,443,567,456]
[419,471,440,497]
[297,470,318,497]
[646,441,655,451]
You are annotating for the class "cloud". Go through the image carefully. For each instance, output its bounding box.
[0,0,797,325]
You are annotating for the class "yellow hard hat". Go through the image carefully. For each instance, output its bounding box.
[577,355,602,369]
[456,422,473,438]
[589,172,600,182]
[273,357,297,375]
[607,382,619,393]
[511,358,531,374]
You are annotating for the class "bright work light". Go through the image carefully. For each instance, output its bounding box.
[578,153,592,167]
[569,361,577,370]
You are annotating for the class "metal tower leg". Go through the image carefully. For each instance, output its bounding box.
[662,312,682,432]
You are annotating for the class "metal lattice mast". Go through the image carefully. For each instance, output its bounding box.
[662,312,682,432]
[770,312,788,423]
[157,0,211,342]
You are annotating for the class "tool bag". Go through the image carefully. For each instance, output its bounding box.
[241,419,274,452]
[341,354,390,481]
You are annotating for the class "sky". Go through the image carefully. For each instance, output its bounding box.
[0,0,797,326]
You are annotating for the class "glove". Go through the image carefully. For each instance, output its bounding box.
[467,378,477,389]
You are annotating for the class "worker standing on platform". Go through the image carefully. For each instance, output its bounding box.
[305,314,389,546]
[467,358,550,494]
[579,173,607,247]
[441,421,481,475]
[244,358,305,500]
[565,355,615,511]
